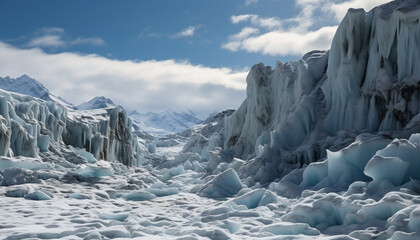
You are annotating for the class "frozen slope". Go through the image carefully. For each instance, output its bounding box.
[222,0,420,183]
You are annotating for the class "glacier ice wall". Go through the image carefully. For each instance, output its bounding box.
[0,89,144,166]
[222,0,420,183]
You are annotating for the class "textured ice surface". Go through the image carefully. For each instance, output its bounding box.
[0,88,148,167]
[1,1,420,239]
[219,0,420,184]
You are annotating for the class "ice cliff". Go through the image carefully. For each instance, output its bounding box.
[216,0,420,183]
[0,89,145,166]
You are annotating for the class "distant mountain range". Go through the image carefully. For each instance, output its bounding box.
[0,75,210,135]
[129,110,208,135]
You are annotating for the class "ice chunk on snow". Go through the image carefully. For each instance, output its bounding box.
[199,168,243,198]
[124,190,157,201]
[375,139,420,184]
[24,191,52,200]
[75,162,114,178]
[5,187,29,198]
[327,135,391,185]
[68,193,91,199]
[99,226,131,238]
[260,222,320,236]
[409,133,420,147]
[70,146,97,163]
[0,167,39,186]
[146,187,179,197]
[228,188,278,209]
[364,155,409,187]
[98,213,129,222]
[160,165,185,182]
[408,207,420,232]
[301,160,328,187]
[0,156,51,170]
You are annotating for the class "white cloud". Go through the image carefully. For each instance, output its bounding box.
[245,0,258,5]
[71,37,106,46]
[231,14,284,30]
[233,26,337,55]
[0,42,247,113]
[328,0,389,20]
[175,26,196,37]
[222,27,260,51]
[28,27,106,48]
[223,0,389,57]
[28,35,66,48]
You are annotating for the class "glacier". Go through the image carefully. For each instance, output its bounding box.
[1,0,420,239]
[220,0,420,184]
[0,88,147,167]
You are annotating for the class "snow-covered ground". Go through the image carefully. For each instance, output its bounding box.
[2,133,420,240]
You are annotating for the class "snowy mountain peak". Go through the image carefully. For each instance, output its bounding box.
[129,109,207,134]
[0,74,73,107]
[76,96,117,110]
[0,74,52,101]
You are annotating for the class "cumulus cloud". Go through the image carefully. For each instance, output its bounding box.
[230,15,284,30]
[224,26,336,55]
[328,0,389,20]
[28,35,66,48]
[0,42,247,113]
[27,27,106,48]
[223,0,389,57]
[174,26,197,37]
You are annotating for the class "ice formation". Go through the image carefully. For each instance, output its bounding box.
[0,88,146,167]
[220,0,420,184]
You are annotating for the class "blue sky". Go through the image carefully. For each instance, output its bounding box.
[0,0,300,68]
[0,0,389,113]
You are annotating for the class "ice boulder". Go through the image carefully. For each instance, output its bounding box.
[199,168,243,198]
[145,187,179,197]
[228,188,278,209]
[160,165,185,182]
[300,135,391,189]
[5,187,29,198]
[374,139,420,184]
[260,222,320,236]
[408,207,420,232]
[70,146,97,163]
[0,167,39,186]
[75,163,114,178]
[408,133,420,147]
[364,155,409,188]
[124,190,157,201]
[98,213,129,222]
[24,190,52,200]
[301,160,328,188]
